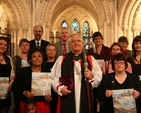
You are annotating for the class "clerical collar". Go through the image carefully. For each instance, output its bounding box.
[73,54,81,61]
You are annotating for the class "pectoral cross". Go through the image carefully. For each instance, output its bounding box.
[75,68,80,76]
[75,71,80,75]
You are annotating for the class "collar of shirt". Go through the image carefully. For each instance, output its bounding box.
[61,40,68,45]
[35,39,41,46]
[73,54,81,61]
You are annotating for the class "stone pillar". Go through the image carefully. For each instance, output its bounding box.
[114,0,117,42]
[32,0,36,27]
[45,22,51,42]
[23,28,28,38]
[9,27,18,56]
[127,26,133,50]
[122,25,128,36]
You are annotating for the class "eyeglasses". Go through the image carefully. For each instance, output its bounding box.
[114,61,125,65]
[70,39,82,43]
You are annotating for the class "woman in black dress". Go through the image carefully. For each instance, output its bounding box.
[127,35,141,76]
[43,44,58,113]
[127,35,141,112]
[0,37,14,113]
[97,53,141,113]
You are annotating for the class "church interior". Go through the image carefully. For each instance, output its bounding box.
[0,0,141,56]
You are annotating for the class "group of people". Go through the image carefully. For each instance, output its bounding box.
[88,31,141,113]
[0,24,141,113]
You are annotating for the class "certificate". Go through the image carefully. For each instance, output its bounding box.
[0,77,9,99]
[21,59,30,67]
[139,75,141,81]
[31,72,52,96]
[112,89,137,113]
[96,59,104,68]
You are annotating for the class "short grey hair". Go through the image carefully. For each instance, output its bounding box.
[69,32,83,42]
[46,44,56,50]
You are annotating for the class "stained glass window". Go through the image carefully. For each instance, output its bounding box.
[62,21,68,28]
[71,19,79,33]
[83,21,89,38]
[83,21,90,45]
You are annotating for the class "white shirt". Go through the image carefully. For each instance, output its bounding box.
[35,40,41,47]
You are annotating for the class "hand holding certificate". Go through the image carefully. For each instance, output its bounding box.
[112,89,137,113]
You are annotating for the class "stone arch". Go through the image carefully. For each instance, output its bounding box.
[118,0,141,49]
[118,0,128,27]
[0,1,18,29]
[51,16,69,31]
[2,0,31,29]
[35,0,49,25]
[58,17,69,28]
[69,14,81,32]
[43,0,58,25]
[131,1,141,32]
[122,0,136,30]
[81,16,98,31]
[101,0,112,25]
[43,0,110,31]
[61,20,69,28]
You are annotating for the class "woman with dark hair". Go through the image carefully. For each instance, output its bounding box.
[102,42,132,75]
[88,31,112,61]
[127,35,141,75]
[0,37,15,113]
[127,35,141,112]
[11,47,52,113]
[97,53,141,113]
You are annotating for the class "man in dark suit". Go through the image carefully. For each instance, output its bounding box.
[54,27,71,58]
[30,25,49,59]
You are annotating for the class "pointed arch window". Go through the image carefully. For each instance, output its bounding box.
[61,21,68,28]
[83,21,90,44]
[83,21,90,38]
[71,19,79,33]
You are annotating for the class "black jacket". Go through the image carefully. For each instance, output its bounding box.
[30,39,49,59]
[97,72,141,113]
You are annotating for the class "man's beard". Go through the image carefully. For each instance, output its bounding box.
[35,34,41,41]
